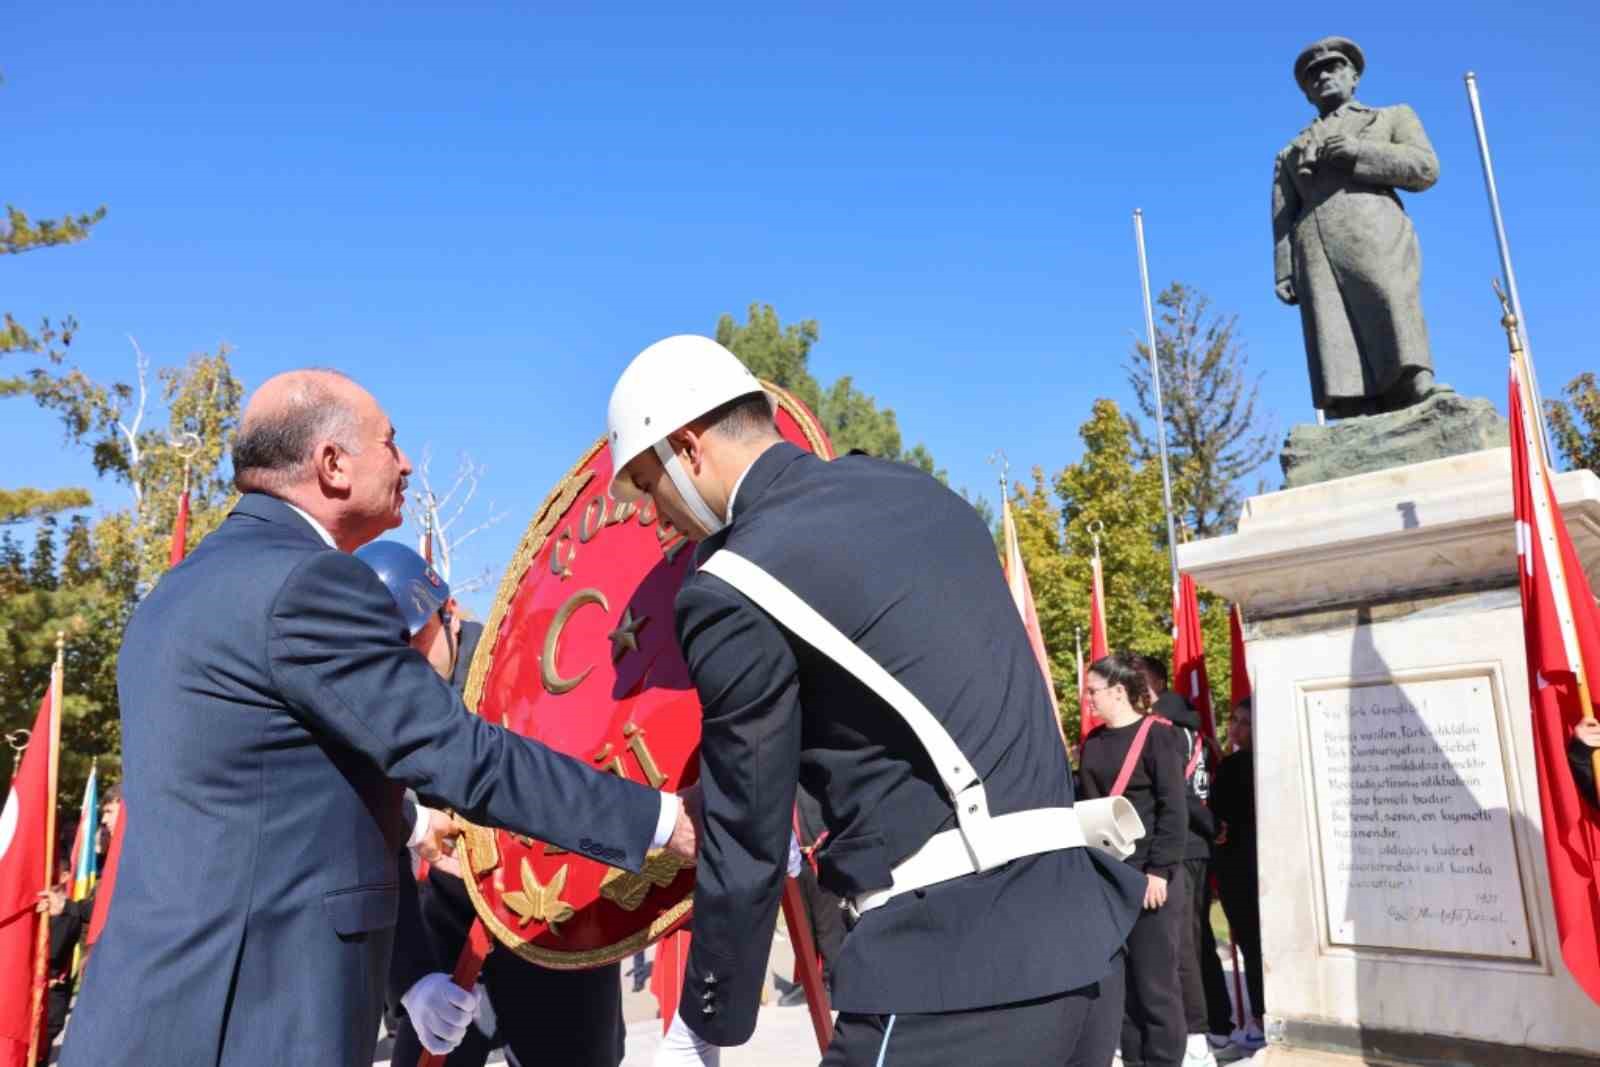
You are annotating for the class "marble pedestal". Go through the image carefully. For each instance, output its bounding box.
[1178,449,1600,1065]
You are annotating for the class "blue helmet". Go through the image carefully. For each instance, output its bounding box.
[354,540,451,637]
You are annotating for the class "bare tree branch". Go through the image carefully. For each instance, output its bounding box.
[402,446,509,585]
[118,336,151,510]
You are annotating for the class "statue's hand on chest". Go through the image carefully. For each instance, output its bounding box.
[1297,110,1378,179]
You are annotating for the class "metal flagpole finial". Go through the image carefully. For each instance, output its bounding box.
[1086,518,1106,557]
[987,450,1011,495]
[5,729,28,772]
[170,431,203,463]
[171,431,203,488]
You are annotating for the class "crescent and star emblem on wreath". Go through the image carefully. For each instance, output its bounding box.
[454,382,833,969]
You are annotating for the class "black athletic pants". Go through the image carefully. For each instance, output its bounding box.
[1121,865,1187,1067]
[821,957,1123,1067]
[1214,856,1264,1021]
[1178,857,1235,1036]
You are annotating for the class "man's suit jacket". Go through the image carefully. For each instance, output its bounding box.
[674,443,1144,1044]
[62,494,660,1067]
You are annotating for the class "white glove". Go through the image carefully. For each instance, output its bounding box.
[787,831,803,878]
[474,980,498,1038]
[653,1009,721,1067]
[402,972,481,1055]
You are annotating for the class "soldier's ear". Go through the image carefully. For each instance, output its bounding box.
[669,427,708,474]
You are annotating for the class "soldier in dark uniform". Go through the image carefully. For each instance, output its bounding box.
[605,336,1144,1066]
[356,542,628,1067]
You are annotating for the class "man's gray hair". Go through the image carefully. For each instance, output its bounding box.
[233,370,363,493]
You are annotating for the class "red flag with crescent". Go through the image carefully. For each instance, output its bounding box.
[1000,494,1064,744]
[0,690,57,1067]
[1509,349,1600,1005]
[454,384,833,969]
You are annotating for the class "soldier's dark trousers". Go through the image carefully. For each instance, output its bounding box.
[821,957,1123,1067]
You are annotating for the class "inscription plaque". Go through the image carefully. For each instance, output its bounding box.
[1304,674,1534,960]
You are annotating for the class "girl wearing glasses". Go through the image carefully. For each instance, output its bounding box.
[1077,652,1192,1067]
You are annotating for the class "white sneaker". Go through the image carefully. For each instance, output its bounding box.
[1184,1033,1220,1067]
[1235,1023,1267,1051]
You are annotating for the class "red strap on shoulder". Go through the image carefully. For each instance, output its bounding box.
[1111,715,1166,796]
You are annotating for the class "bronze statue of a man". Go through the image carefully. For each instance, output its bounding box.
[1273,37,1441,418]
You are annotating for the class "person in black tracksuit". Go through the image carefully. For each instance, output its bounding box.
[1140,656,1235,1049]
[1211,699,1263,1030]
[1079,652,1190,1067]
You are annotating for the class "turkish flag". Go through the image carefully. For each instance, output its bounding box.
[1000,496,1063,726]
[1229,604,1251,712]
[651,928,690,1033]
[1171,573,1217,745]
[1510,354,1600,1005]
[0,691,57,1067]
[1081,554,1110,739]
[168,485,191,568]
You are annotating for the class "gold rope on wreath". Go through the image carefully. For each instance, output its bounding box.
[458,384,830,968]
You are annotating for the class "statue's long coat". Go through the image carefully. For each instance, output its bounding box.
[1273,101,1439,413]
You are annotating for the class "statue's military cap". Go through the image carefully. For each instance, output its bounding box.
[1294,36,1365,87]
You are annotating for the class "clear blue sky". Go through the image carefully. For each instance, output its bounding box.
[7,3,1596,614]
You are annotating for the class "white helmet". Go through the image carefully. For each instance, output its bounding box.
[606,335,765,534]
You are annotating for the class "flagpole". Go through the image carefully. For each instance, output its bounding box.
[1465,72,1550,454]
[1503,298,1600,806]
[27,633,64,1067]
[1133,209,1182,595]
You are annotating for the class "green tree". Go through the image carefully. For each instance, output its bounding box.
[0,346,243,806]
[1547,372,1600,477]
[0,522,128,805]
[2,201,107,523]
[1125,283,1273,537]
[1007,399,1237,737]
[28,518,59,590]
[715,303,944,478]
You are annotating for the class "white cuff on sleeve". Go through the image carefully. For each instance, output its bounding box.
[651,792,682,851]
[408,802,435,849]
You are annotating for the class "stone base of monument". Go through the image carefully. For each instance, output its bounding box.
[1180,447,1600,1065]
[1280,391,1507,490]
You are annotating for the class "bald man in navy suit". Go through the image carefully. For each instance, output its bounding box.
[64,370,695,1067]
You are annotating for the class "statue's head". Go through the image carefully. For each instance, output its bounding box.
[1295,36,1364,114]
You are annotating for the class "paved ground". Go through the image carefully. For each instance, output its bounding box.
[362,922,1269,1066]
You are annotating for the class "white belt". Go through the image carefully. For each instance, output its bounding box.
[848,796,1142,917]
[697,551,1146,919]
